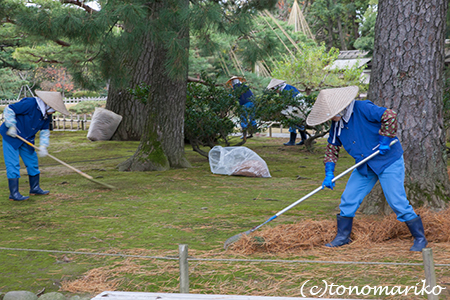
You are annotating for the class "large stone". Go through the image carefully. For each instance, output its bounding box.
[37,293,66,300]
[3,291,38,300]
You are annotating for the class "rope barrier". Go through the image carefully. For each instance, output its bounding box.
[1,247,449,267]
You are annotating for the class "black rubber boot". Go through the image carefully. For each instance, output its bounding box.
[8,179,29,201]
[405,215,428,251]
[325,214,353,247]
[284,132,297,146]
[29,174,50,196]
[296,130,308,145]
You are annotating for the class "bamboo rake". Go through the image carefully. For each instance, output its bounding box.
[16,135,115,189]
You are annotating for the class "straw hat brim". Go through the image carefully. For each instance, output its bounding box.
[306,86,359,126]
[35,90,70,116]
[226,76,246,87]
[266,78,286,90]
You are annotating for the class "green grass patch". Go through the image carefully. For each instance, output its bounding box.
[0,132,448,299]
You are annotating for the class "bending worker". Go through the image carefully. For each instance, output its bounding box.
[267,78,308,146]
[306,86,427,252]
[0,91,69,201]
[226,76,257,139]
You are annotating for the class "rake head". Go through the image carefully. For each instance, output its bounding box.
[223,229,253,249]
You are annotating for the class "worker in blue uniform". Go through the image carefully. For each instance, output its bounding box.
[0,91,69,201]
[267,79,308,146]
[227,76,257,139]
[306,86,427,252]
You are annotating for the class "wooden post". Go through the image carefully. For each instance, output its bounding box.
[179,244,189,293]
[422,248,438,300]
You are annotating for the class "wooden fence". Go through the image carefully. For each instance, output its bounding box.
[0,113,93,131]
[50,114,92,131]
[0,96,106,105]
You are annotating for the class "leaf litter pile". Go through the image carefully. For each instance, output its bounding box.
[230,207,450,254]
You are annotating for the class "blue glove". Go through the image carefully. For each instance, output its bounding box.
[379,135,395,155]
[322,162,335,190]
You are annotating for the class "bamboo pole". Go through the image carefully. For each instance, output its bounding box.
[263,10,302,54]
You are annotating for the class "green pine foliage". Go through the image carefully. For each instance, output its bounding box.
[185,76,239,156]
[307,0,371,50]
[354,0,378,54]
[0,68,28,99]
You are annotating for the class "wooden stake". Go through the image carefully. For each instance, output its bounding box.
[179,244,189,293]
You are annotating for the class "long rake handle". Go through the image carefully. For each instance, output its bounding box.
[245,140,399,234]
[15,134,94,180]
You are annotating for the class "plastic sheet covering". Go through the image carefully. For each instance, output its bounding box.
[87,108,123,141]
[208,146,271,178]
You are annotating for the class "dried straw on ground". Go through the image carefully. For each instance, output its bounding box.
[230,207,450,254]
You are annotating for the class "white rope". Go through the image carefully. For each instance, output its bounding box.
[1,247,449,267]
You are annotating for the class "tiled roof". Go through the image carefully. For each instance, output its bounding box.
[337,50,370,59]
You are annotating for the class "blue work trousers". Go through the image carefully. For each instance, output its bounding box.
[240,102,257,130]
[340,155,417,222]
[3,139,40,179]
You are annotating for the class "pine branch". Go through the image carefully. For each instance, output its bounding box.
[187,76,222,87]
[55,40,71,47]
[62,0,97,13]
[24,51,63,64]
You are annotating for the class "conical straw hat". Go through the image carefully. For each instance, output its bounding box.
[35,90,70,116]
[226,76,246,87]
[306,86,359,126]
[266,78,286,90]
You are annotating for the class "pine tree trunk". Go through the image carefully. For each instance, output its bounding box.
[361,0,449,214]
[109,0,191,171]
[106,84,147,141]
[333,0,347,50]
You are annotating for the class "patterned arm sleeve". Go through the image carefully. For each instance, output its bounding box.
[379,109,398,137]
[324,143,340,164]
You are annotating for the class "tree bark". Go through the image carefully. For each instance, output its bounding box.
[106,84,148,141]
[333,0,347,50]
[107,0,191,171]
[362,0,449,214]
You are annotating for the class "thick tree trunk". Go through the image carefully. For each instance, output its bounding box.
[361,0,449,214]
[106,87,147,141]
[118,0,191,171]
[103,0,191,171]
[333,0,347,50]
[106,87,148,141]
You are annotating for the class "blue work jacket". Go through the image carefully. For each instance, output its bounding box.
[233,83,254,106]
[282,84,300,97]
[0,97,50,151]
[328,100,403,176]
